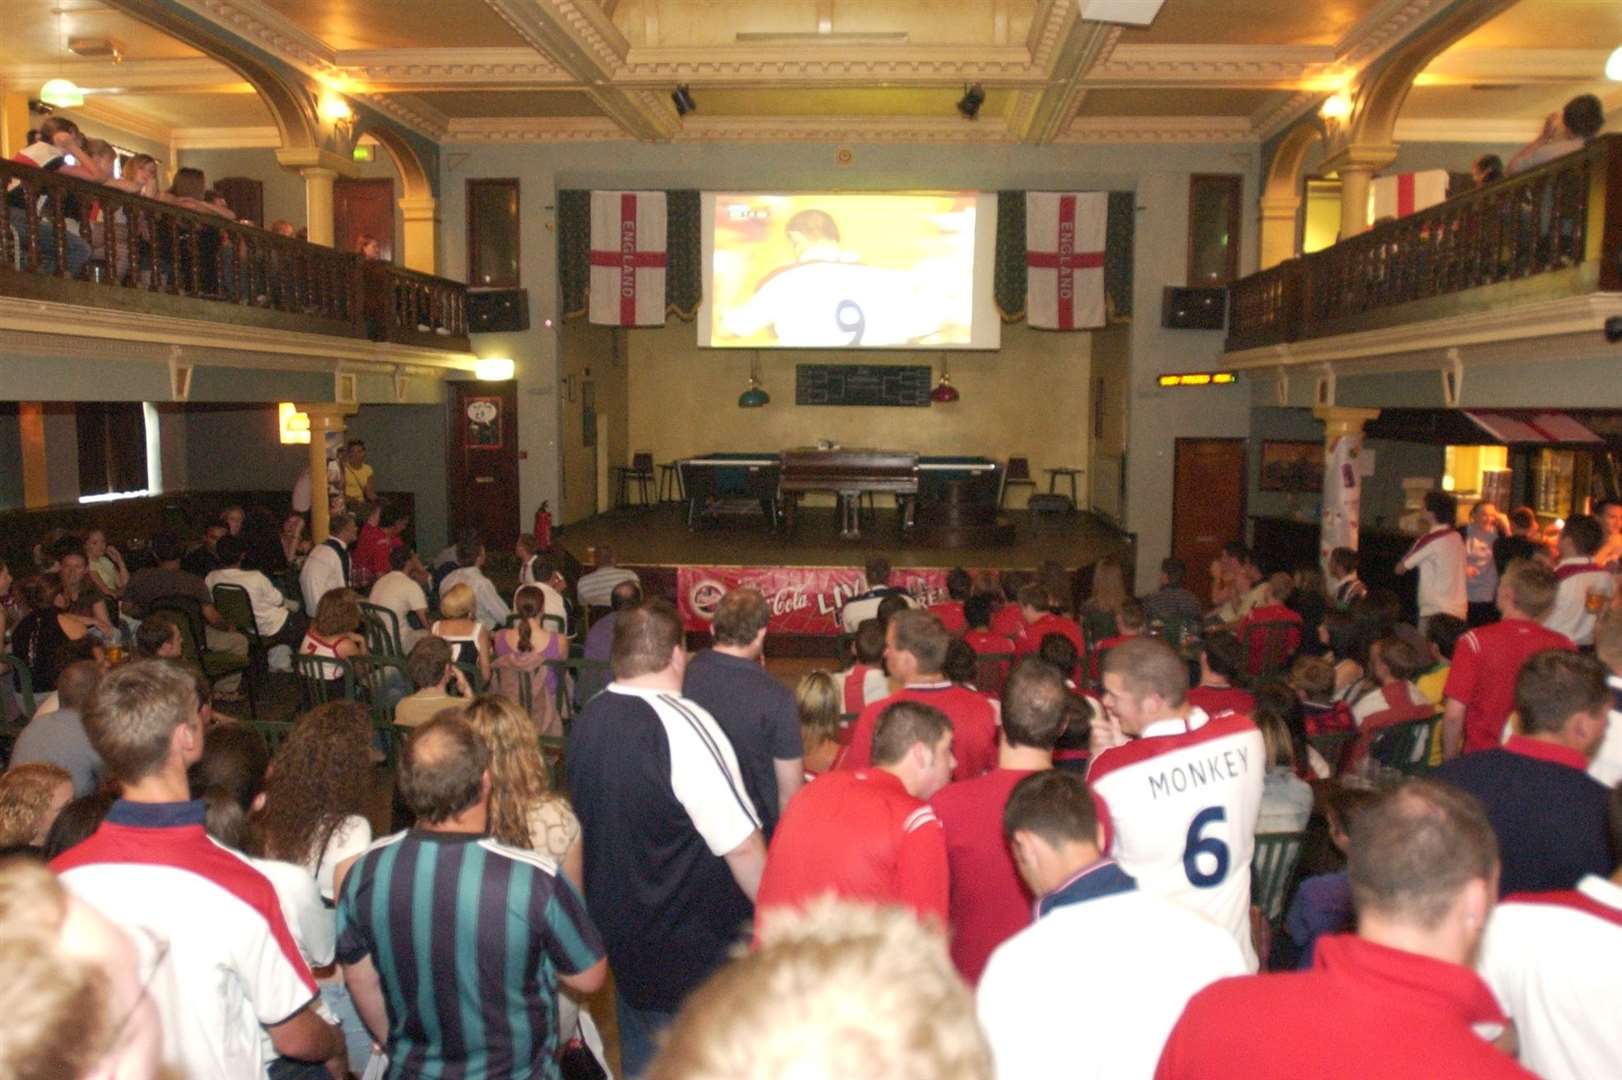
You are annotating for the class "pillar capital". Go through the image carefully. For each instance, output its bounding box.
[397,196,440,274]
[397,195,439,221]
[1319,142,1398,178]
[273,147,357,177]
[1314,405,1380,439]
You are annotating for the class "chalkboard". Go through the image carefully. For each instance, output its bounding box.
[795,364,933,407]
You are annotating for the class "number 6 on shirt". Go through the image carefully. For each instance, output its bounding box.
[1182,806,1230,888]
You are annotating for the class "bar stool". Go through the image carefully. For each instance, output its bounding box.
[1000,456,1037,508]
[616,451,656,508]
[1046,466,1084,505]
[657,460,685,503]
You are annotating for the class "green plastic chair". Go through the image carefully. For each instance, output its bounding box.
[250,719,298,755]
[294,653,355,709]
[1367,713,1442,777]
[357,602,404,658]
[1307,730,1356,776]
[350,654,410,764]
[539,734,568,791]
[0,653,37,723]
[543,658,611,726]
[211,582,271,687]
[454,662,487,695]
[148,598,256,720]
[1251,830,1308,925]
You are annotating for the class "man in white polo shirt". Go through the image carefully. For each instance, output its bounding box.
[1477,787,1622,1080]
[978,770,1245,1079]
[1088,637,1265,969]
[1546,514,1613,647]
[1397,491,1468,631]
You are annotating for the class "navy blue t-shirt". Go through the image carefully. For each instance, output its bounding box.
[682,649,803,837]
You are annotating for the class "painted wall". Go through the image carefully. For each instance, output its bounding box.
[177,146,404,251]
[556,321,624,523]
[440,138,1261,578]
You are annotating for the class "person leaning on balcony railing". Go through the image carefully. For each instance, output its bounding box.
[1508,93,1604,177]
[6,116,99,277]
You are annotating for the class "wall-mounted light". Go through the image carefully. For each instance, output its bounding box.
[1607,45,1622,82]
[475,357,515,381]
[278,402,311,444]
[1157,371,1236,388]
[1319,91,1351,122]
[320,91,354,122]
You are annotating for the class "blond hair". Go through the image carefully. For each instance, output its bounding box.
[795,671,841,758]
[0,765,71,848]
[439,583,476,620]
[461,694,552,848]
[650,899,992,1080]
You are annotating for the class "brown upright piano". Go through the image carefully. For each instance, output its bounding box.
[779,447,919,539]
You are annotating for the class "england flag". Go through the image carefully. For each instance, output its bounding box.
[1370,169,1449,224]
[589,190,667,326]
[1025,192,1107,330]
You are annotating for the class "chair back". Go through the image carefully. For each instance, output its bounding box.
[1251,830,1308,924]
[350,654,410,763]
[631,451,654,474]
[358,602,404,658]
[541,613,566,634]
[454,662,487,695]
[543,657,612,728]
[1155,617,1198,652]
[1307,730,1356,775]
[1006,456,1032,481]
[1082,610,1119,641]
[493,654,562,738]
[294,653,354,708]
[1244,620,1301,678]
[0,654,37,724]
[250,719,297,756]
[210,583,263,647]
[146,598,207,664]
[1364,711,1441,776]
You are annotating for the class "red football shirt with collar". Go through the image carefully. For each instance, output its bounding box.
[1186,685,1256,717]
[1156,935,1535,1080]
[989,603,1027,644]
[1016,612,1085,657]
[930,766,1039,984]
[755,768,948,934]
[1444,619,1574,752]
[1238,603,1303,675]
[839,682,999,781]
[964,628,1017,656]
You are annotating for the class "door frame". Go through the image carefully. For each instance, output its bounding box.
[334,176,396,259]
[1170,436,1250,574]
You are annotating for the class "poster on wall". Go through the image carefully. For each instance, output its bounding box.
[1259,440,1324,493]
[465,396,502,449]
[677,565,966,636]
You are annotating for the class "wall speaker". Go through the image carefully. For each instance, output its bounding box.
[1161,286,1227,331]
[468,289,530,334]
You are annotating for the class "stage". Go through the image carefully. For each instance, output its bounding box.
[556,503,1132,571]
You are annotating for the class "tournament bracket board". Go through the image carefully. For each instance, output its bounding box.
[795,365,932,407]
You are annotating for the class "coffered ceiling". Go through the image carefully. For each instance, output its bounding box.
[0,0,1617,148]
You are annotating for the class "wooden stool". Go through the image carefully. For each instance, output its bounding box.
[1046,466,1084,505]
[657,461,685,503]
[1000,456,1037,508]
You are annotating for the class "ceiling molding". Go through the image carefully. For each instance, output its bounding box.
[0,57,244,91]
[1415,48,1613,86]
[69,99,174,145]
[1091,45,1339,87]
[617,45,1037,85]
[482,0,676,140]
[672,115,1017,143]
[333,48,570,87]
[361,93,451,140]
[1009,1,1116,144]
[171,0,336,71]
[171,125,282,148]
[1335,0,1453,69]
[1392,117,1540,143]
[444,116,626,142]
[1055,116,1256,143]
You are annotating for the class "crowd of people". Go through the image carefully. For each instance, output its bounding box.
[2,480,1622,1080]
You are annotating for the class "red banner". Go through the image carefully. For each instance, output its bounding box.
[677,565,963,636]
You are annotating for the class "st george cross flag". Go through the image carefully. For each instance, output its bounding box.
[1025,192,1106,330]
[589,190,667,326]
[1370,169,1448,223]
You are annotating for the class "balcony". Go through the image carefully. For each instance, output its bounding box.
[1225,134,1622,356]
[1,158,468,354]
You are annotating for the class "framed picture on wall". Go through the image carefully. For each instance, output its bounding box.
[465,396,503,449]
[1258,440,1324,493]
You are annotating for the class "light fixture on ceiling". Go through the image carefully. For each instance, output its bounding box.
[1607,44,1622,81]
[956,83,986,120]
[738,353,769,408]
[929,355,961,403]
[40,8,84,109]
[671,84,696,117]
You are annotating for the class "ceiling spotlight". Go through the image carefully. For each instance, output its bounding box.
[671,84,696,117]
[956,83,986,120]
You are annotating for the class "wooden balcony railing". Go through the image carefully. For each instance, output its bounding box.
[1226,133,1622,352]
[1,158,469,351]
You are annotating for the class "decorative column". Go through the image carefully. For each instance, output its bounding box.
[1315,406,1380,572]
[275,148,355,249]
[298,403,356,543]
[398,196,440,274]
[1320,144,1395,241]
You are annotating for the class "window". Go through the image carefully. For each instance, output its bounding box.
[1187,175,1242,286]
[76,402,149,501]
[467,179,521,287]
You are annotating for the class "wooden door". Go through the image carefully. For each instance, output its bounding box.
[334,178,395,260]
[447,381,520,552]
[213,177,263,227]
[1172,438,1248,603]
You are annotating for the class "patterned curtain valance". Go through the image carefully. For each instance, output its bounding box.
[558,188,1133,324]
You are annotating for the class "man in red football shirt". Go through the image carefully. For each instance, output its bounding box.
[1157,780,1532,1080]
[1014,584,1084,658]
[755,701,953,932]
[1186,630,1256,717]
[931,657,1067,983]
[1235,573,1303,676]
[988,573,1030,644]
[841,610,999,780]
[929,568,972,636]
[964,595,1017,657]
[1443,559,1573,757]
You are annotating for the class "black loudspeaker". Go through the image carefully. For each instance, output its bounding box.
[468,289,530,334]
[1161,286,1227,330]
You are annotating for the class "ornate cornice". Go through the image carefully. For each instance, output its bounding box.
[0,56,244,91]
[1092,45,1339,86]
[673,115,1018,143]
[172,125,282,148]
[171,0,336,71]
[69,99,174,145]
[617,45,1037,84]
[1252,89,1318,140]
[445,116,626,142]
[331,48,568,86]
[1055,116,1255,142]
[360,93,450,141]
[1334,0,1452,69]
[1392,117,1541,143]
